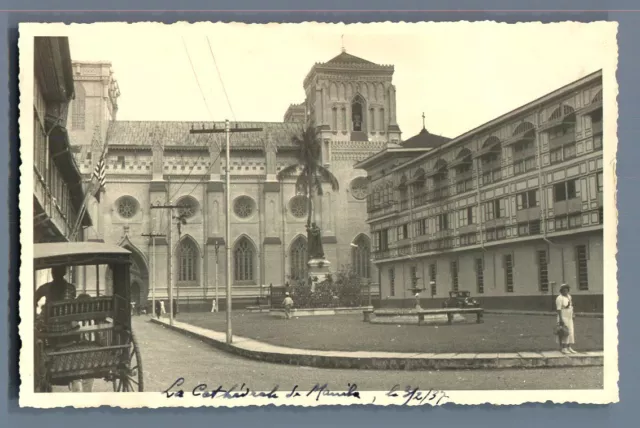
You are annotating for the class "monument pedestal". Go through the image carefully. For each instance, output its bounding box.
[307,258,331,291]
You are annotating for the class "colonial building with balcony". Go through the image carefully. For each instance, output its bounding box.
[356,71,604,312]
[33,37,93,287]
[33,37,92,244]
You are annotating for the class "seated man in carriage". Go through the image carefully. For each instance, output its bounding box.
[35,266,79,343]
[34,265,86,392]
[35,266,76,306]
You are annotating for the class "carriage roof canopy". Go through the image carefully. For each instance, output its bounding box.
[34,242,131,270]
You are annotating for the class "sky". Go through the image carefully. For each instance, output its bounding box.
[64,22,616,140]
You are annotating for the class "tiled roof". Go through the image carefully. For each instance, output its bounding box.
[401,127,451,149]
[303,50,394,87]
[106,121,304,149]
[324,51,377,66]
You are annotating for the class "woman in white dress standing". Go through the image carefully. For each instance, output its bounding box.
[556,283,577,354]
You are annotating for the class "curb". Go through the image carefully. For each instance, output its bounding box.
[150,318,604,371]
[485,310,604,318]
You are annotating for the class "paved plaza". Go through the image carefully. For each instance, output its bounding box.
[175,311,604,354]
[55,317,603,392]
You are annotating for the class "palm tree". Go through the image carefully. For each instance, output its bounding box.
[276,124,339,229]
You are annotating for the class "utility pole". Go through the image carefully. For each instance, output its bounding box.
[190,120,263,344]
[142,232,165,319]
[150,202,188,326]
[174,212,188,316]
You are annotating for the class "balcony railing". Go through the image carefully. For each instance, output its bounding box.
[431,187,450,201]
[455,169,473,181]
[513,147,537,162]
[413,192,430,208]
[480,160,501,172]
[367,201,397,216]
[372,248,398,260]
[548,132,576,150]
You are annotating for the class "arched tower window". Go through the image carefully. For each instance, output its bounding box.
[178,237,199,283]
[72,82,86,130]
[352,235,371,279]
[351,95,365,132]
[289,236,308,281]
[234,237,255,283]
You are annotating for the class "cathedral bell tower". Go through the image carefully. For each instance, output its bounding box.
[301,48,402,149]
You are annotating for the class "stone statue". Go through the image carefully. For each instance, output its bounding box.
[353,114,362,131]
[306,222,325,259]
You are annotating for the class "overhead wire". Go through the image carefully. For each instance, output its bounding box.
[159,35,238,238]
[157,36,219,235]
[206,35,236,123]
[166,36,217,203]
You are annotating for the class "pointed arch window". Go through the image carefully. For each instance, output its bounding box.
[352,235,371,279]
[290,237,308,281]
[234,237,255,283]
[351,95,366,131]
[72,82,86,130]
[178,238,199,283]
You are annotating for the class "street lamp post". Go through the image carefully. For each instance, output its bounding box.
[214,240,220,313]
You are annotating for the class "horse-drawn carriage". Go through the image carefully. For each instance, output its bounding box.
[33,242,144,392]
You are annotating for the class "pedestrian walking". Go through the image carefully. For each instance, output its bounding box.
[282,292,294,319]
[160,300,166,316]
[155,300,161,318]
[211,298,217,313]
[556,283,577,354]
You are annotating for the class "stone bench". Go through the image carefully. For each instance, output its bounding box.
[362,308,374,322]
[369,307,484,325]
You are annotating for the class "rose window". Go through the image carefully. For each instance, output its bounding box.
[289,196,308,218]
[117,197,138,218]
[234,196,255,218]
[350,177,369,200]
[176,196,198,219]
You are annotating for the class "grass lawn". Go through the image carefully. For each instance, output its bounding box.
[175,312,603,353]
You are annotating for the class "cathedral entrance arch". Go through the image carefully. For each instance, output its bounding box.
[118,240,150,307]
[131,281,141,306]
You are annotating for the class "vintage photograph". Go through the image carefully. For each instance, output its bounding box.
[19,21,618,407]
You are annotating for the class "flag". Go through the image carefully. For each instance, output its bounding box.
[92,153,106,202]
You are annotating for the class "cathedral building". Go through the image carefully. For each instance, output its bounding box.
[356,71,605,312]
[69,50,404,308]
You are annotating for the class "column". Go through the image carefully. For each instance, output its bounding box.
[148,137,169,299]
[264,131,277,181]
[151,140,164,182]
[208,135,222,181]
[262,182,282,286]
[315,86,322,125]
[389,85,398,125]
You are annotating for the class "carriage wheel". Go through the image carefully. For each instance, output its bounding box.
[34,339,52,392]
[113,332,144,392]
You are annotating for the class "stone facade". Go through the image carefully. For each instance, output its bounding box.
[69,51,403,307]
[356,71,605,312]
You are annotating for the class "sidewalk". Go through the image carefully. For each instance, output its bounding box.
[150,318,604,371]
